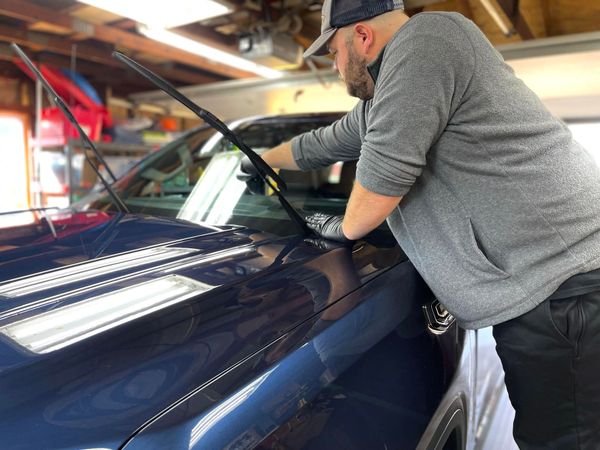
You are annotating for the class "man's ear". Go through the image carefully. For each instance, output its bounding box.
[352,23,374,55]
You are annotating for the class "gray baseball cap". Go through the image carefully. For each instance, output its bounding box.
[304,0,405,58]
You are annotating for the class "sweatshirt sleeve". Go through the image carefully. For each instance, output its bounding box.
[356,18,475,197]
[291,103,364,171]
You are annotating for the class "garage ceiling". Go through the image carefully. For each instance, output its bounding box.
[0,0,599,96]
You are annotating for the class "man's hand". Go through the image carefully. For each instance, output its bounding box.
[236,156,264,195]
[236,156,259,182]
[306,213,354,243]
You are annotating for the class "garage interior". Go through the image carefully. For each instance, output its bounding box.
[0,0,599,211]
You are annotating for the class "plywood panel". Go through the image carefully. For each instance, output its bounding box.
[544,0,600,35]
[520,0,548,37]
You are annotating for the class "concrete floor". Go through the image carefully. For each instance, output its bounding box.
[479,386,519,450]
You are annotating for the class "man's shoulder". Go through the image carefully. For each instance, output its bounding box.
[401,11,473,37]
[384,11,475,59]
[385,11,478,59]
[410,11,471,26]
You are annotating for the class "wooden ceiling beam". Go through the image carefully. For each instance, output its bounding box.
[59,3,89,15]
[36,53,164,93]
[466,0,521,45]
[36,52,219,86]
[541,0,555,37]
[174,23,237,48]
[0,24,220,86]
[456,0,475,19]
[88,24,253,78]
[34,53,157,91]
[495,0,535,39]
[110,19,138,31]
[0,0,255,79]
[0,23,121,65]
[0,0,72,30]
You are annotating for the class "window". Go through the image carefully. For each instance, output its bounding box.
[568,121,600,167]
[0,114,30,214]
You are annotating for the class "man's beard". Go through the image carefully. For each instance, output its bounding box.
[344,45,373,101]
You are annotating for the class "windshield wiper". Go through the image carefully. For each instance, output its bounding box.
[112,51,310,235]
[12,43,129,214]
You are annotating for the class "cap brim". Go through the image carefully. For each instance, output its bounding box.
[303,28,337,58]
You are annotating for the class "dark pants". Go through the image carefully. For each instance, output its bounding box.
[493,290,600,449]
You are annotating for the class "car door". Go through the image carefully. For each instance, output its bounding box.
[120,243,452,450]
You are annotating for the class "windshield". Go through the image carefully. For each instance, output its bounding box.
[75,114,354,236]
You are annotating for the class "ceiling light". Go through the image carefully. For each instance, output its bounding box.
[139,25,283,79]
[77,0,232,28]
[0,275,211,354]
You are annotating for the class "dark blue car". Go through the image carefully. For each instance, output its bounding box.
[0,113,513,449]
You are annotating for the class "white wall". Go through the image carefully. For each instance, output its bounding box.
[0,116,29,212]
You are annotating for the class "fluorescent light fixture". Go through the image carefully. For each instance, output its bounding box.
[77,0,231,28]
[0,275,210,354]
[0,247,197,298]
[139,25,283,79]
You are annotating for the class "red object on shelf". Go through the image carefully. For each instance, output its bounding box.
[40,106,104,147]
[14,58,112,146]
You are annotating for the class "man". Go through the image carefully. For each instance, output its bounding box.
[238,1,600,448]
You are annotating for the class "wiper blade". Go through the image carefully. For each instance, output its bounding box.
[112,52,283,190]
[11,43,129,214]
[113,51,311,235]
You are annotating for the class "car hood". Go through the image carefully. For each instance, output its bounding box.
[0,211,404,448]
[0,211,229,282]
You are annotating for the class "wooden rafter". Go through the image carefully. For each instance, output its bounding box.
[174,23,237,48]
[541,0,555,37]
[465,0,521,45]
[110,19,138,31]
[456,0,474,19]
[37,53,220,86]
[0,23,108,59]
[58,3,89,15]
[495,0,534,39]
[0,0,254,79]
[0,24,220,86]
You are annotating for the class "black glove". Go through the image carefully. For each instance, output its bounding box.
[306,213,353,243]
[305,237,350,251]
[236,156,263,195]
[236,156,259,182]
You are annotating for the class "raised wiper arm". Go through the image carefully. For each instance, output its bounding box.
[113,51,312,235]
[112,52,284,188]
[11,43,129,214]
